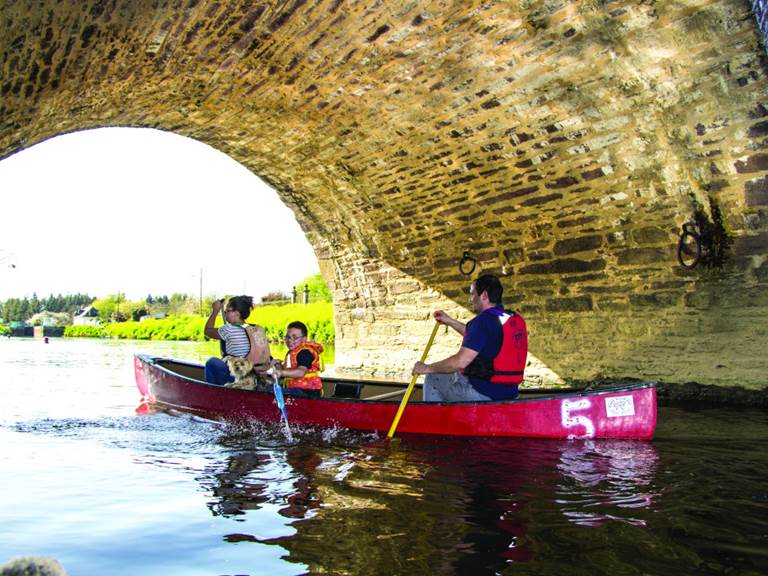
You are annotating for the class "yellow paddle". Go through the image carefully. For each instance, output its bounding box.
[387,322,440,438]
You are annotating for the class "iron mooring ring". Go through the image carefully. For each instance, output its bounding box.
[459,251,477,276]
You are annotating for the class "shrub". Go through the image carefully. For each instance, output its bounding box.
[247,302,334,343]
[60,303,335,344]
[64,325,106,338]
[104,315,207,341]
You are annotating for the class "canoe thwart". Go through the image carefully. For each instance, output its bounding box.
[365,388,408,401]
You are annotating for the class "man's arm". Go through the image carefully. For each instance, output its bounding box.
[434,310,467,336]
[412,346,478,375]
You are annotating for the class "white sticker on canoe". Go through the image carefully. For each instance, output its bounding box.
[605,395,635,418]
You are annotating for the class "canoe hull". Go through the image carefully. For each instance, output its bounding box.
[134,355,657,440]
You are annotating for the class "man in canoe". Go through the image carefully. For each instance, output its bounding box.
[203,295,271,385]
[271,321,325,399]
[412,274,528,401]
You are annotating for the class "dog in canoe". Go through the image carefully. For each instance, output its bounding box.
[223,356,271,391]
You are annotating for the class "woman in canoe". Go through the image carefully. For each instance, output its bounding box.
[203,295,270,385]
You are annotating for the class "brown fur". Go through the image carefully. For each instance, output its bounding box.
[223,356,259,390]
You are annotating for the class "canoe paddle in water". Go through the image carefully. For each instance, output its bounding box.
[269,367,294,442]
[387,321,440,439]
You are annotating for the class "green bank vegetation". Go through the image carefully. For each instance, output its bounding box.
[1,293,93,323]
[66,301,334,344]
[6,274,335,345]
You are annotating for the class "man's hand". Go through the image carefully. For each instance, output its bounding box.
[412,361,430,375]
[211,299,223,313]
[432,309,466,336]
[433,310,451,324]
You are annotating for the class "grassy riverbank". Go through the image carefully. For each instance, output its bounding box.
[63,302,334,344]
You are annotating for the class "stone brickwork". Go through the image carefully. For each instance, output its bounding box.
[2,0,768,389]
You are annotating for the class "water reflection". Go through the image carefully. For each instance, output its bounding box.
[5,338,768,576]
[203,449,272,518]
[190,432,660,575]
[200,442,325,524]
[556,440,659,527]
[279,446,323,519]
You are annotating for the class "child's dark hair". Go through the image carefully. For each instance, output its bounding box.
[287,320,308,337]
[227,295,254,321]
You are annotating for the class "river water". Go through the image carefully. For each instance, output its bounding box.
[0,337,766,576]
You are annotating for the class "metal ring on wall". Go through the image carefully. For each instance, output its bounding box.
[459,251,477,276]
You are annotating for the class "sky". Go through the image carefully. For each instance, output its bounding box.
[0,127,319,302]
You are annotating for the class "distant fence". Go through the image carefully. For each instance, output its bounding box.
[258,285,317,307]
[257,299,293,307]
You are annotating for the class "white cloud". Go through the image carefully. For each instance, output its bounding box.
[0,127,319,301]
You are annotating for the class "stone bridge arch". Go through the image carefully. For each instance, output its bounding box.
[2,0,768,389]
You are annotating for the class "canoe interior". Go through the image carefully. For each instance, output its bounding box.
[151,358,624,402]
[155,358,426,401]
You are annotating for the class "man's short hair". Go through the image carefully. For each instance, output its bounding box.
[287,320,308,337]
[473,274,503,304]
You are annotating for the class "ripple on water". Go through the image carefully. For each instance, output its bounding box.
[4,338,768,576]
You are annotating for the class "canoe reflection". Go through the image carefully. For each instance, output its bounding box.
[199,432,324,521]
[202,450,272,518]
[556,440,659,527]
[197,433,659,574]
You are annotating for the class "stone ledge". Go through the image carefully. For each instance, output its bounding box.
[564,378,767,407]
[655,381,768,407]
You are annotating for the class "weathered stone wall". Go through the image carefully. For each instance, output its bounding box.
[2,0,767,388]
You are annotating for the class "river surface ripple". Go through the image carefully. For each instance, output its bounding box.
[0,338,766,576]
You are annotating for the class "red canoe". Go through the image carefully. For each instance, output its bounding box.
[134,354,657,440]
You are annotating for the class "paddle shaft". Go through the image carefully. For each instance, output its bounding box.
[387,322,440,438]
[272,372,294,441]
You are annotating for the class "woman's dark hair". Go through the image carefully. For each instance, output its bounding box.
[287,320,308,337]
[227,295,254,321]
[473,274,503,304]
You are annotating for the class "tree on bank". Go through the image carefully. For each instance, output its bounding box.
[1,275,332,324]
[0,293,93,322]
[301,273,332,302]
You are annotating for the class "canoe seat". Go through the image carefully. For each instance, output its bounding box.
[330,381,362,399]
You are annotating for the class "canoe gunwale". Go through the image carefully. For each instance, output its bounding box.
[139,354,656,406]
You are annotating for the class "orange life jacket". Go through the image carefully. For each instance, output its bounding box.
[284,341,324,390]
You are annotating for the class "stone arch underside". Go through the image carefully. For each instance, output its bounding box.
[3,0,768,389]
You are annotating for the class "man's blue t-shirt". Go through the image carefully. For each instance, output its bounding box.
[462,305,520,400]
